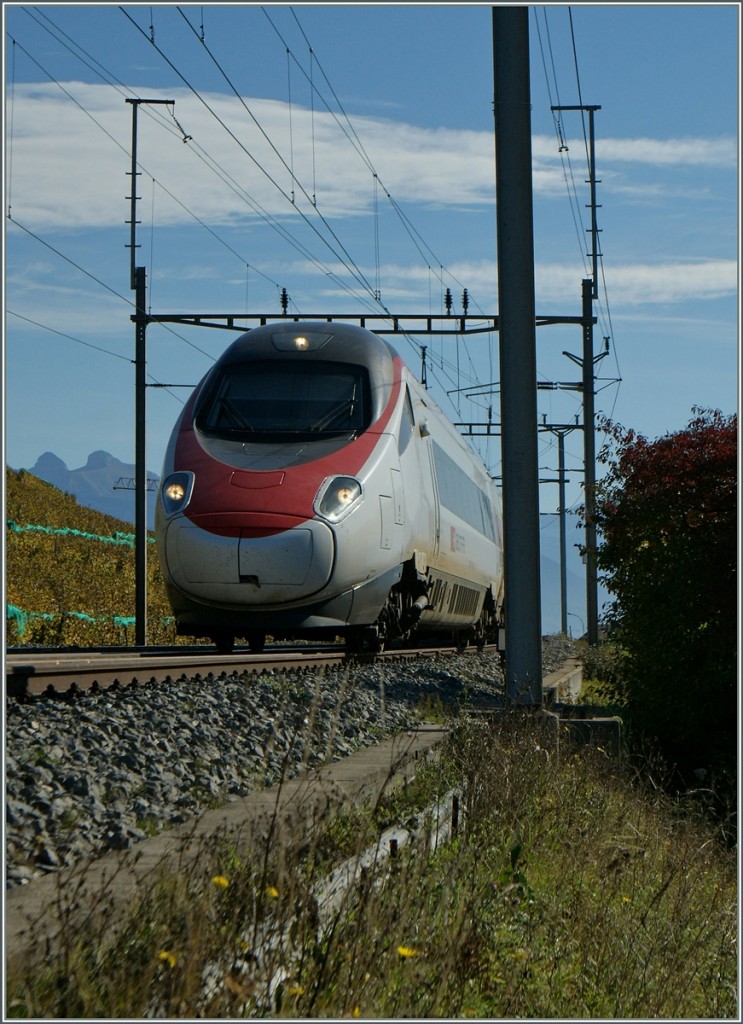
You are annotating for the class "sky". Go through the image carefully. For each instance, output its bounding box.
[2,3,740,630]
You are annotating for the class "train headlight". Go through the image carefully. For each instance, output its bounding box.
[161,471,194,516]
[314,475,363,523]
[271,331,332,351]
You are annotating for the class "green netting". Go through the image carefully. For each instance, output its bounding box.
[6,521,155,545]
[7,606,170,637]
[112,616,137,628]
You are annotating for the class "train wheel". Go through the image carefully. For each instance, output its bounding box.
[248,632,266,654]
[213,634,235,654]
[345,629,362,654]
[454,630,470,653]
[368,627,385,653]
[345,626,384,654]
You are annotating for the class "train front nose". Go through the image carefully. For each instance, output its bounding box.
[162,514,335,606]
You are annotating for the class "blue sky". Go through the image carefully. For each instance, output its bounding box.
[3,3,739,625]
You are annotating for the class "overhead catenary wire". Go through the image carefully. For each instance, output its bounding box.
[10,7,592,485]
[6,310,188,407]
[257,4,491,419]
[167,5,381,304]
[7,22,283,300]
[6,28,385,359]
[17,8,327,310]
[266,5,483,315]
[24,1,378,310]
[7,218,216,364]
[6,39,16,219]
[20,1,490,399]
[533,4,621,462]
[183,3,489,415]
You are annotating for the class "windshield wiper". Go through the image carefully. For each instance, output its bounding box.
[219,397,254,431]
[309,397,356,432]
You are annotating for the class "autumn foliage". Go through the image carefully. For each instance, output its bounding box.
[592,409,737,781]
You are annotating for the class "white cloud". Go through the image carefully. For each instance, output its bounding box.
[302,257,738,310]
[7,82,736,234]
[535,259,738,306]
[598,136,737,167]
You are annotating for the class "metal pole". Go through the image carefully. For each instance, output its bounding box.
[134,266,147,647]
[551,104,602,300]
[125,98,173,648]
[558,432,568,636]
[587,108,600,298]
[582,279,599,644]
[127,100,139,290]
[492,5,543,703]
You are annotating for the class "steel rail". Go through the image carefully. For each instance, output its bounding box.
[5,643,498,699]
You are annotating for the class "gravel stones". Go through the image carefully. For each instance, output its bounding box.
[5,636,577,888]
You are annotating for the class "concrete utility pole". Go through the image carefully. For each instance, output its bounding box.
[492,5,543,703]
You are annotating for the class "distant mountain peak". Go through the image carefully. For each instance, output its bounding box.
[25,449,158,528]
[32,451,68,474]
[83,450,120,471]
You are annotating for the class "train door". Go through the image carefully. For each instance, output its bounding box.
[425,434,440,559]
[396,382,434,557]
[412,390,440,560]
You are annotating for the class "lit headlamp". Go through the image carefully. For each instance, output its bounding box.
[314,475,363,523]
[161,471,194,516]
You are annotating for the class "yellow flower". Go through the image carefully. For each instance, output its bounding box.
[158,950,177,968]
[287,984,304,997]
[266,885,280,898]
[397,945,418,958]
[352,1007,362,1017]
[212,874,229,888]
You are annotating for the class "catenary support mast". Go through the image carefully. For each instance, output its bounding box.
[126,98,173,647]
[492,5,543,703]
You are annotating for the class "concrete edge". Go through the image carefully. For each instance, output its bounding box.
[542,657,584,704]
[5,723,449,973]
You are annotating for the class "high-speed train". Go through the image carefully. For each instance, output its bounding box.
[155,321,505,653]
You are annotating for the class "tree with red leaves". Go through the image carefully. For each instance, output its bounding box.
[593,408,737,783]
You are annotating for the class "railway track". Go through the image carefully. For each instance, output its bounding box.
[5,641,497,700]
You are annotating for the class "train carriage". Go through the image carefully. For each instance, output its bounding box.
[155,321,505,653]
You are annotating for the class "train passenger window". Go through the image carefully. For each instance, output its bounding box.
[432,441,497,543]
[195,360,371,442]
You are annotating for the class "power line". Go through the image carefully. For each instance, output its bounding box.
[14,4,492,423]
[7,217,217,363]
[158,6,381,303]
[8,23,284,298]
[6,310,131,363]
[6,309,188,406]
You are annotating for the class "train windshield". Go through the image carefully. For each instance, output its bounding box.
[195,360,372,442]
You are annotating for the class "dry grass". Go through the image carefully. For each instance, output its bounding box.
[6,712,737,1019]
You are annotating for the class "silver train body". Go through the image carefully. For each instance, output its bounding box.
[155,321,505,652]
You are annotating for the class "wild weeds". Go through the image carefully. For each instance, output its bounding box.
[6,712,737,1019]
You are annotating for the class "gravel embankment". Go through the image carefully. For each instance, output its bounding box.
[5,635,577,889]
